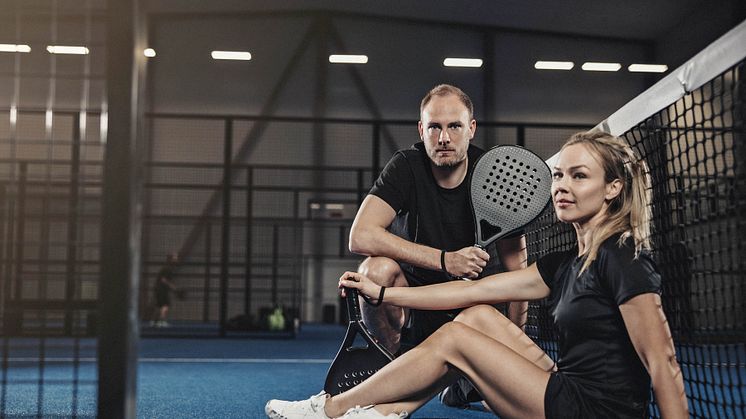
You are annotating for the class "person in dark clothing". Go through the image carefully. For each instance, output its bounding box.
[349,84,527,409]
[348,83,527,353]
[152,252,178,327]
[266,131,688,419]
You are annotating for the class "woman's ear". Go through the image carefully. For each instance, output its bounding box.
[605,178,623,201]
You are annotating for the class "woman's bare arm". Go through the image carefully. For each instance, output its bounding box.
[620,293,689,418]
[339,263,550,311]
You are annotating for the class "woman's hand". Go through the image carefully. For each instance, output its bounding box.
[338,271,381,301]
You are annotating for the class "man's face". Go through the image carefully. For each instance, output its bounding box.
[418,94,476,168]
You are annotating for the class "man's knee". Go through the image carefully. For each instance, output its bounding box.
[358,257,406,288]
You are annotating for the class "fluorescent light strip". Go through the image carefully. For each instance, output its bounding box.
[211,50,252,60]
[581,62,621,72]
[47,45,89,55]
[329,54,368,64]
[628,63,668,73]
[0,43,31,53]
[443,58,483,68]
[144,48,156,58]
[534,60,574,70]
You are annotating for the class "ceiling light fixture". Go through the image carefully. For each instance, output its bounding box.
[0,44,31,53]
[144,48,156,57]
[46,45,89,55]
[211,50,252,61]
[628,63,668,73]
[581,62,621,72]
[534,61,574,70]
[329,54,368,64]
[443,58,483,68]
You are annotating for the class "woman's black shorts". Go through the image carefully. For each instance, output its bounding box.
[544,372,648,419]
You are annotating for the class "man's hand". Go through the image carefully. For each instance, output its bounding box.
[444,246,490,279]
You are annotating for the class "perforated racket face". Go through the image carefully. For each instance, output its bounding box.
[470,145,552,247]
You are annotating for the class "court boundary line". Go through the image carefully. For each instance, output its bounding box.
[5,357,333,364]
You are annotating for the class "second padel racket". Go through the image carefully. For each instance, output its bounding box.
[470,145,552,247]
[323,288,395,395]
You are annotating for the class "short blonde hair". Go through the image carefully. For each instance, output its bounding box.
[420,84,474,120]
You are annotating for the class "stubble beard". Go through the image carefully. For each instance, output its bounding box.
[430,149,467,168]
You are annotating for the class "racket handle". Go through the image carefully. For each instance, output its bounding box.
[451,244,485,281]
[345,288,363,322]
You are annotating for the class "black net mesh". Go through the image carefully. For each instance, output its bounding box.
[524,60,746,418]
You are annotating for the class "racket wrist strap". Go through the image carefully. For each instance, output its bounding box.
[440,249,449,275]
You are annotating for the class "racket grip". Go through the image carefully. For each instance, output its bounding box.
[345,288,363,322]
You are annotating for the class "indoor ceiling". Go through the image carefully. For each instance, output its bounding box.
[145,0,714,42]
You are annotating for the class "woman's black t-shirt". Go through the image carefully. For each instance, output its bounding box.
[536,234,661,414]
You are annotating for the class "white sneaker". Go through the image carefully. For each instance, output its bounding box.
[341,405,408,418]
[265,391,331,419]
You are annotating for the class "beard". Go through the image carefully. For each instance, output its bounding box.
[429,148,467,168]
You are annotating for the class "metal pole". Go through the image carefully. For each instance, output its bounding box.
[0,183,6,315]
[13,163,26,303]
[219,118,232,337]
[98,0,145,416]
[65,113,82,335]
[272,224,279,306]
[516,125,526,147]
[372,123,381,181]
[203,222,211,323]
[245,168,253,316]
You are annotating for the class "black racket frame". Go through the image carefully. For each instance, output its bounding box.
[323,288,395,395]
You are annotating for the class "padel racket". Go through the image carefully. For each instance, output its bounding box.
[323,288,395,395]
[470,145,552,248]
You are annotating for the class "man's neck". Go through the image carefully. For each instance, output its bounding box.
[430,159,468,189]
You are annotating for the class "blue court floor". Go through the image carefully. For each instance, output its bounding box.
[2,324,494,418]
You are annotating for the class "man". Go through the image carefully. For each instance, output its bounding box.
[151,252,179,328]
[348,84,527,407]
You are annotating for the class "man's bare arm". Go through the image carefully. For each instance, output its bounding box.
[349,195,488,278]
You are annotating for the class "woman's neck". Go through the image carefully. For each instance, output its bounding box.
[573,212,607,256]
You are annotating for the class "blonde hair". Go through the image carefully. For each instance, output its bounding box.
[562,131,652,273]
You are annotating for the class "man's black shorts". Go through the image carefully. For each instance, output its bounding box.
[155,286,170,307]
[398,268,462,353]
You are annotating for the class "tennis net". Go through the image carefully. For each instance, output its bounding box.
[524,20,746,419]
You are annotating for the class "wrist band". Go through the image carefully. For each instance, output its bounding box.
[362,286,386,307]
[440,249,449,274]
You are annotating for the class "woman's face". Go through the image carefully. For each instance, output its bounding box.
[551,143,621,227]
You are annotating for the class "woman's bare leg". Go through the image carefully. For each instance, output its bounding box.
[324,319,552,418]
[454,305,556,371]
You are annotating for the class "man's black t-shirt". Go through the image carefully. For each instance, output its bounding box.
[369,142,503,285]
[156,266,173,291]
[537,234,661,416]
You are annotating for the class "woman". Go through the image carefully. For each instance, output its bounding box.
[266,131,688,419]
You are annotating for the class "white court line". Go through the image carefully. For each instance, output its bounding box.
[6,357,332,364]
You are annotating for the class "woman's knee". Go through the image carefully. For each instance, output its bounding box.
[425,321,470,352]
[358,257,405,287]
[454,304,507,329]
